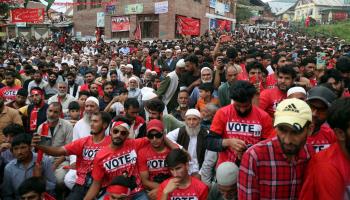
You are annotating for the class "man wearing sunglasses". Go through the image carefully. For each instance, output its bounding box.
[238,98,314,199]
[85,116,178,200]
[138,119,172,200]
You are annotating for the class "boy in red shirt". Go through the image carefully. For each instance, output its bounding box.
[259,65,296,118]
[31,112,112,199]
[138,119,171,200]
[300,98,350,200]
[158,149,208,200]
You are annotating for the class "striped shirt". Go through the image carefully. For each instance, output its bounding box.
[238,137,314,200]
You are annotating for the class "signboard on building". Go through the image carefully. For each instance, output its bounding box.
[16,22,26,27]
[111,16,130,32]
[97,12,105,27]
[215,2,225,16]
[124,3,143,14]
[155,1,168,14]
[11,8,45,23]
[105,5,116,15]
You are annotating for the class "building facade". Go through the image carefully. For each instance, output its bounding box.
[73,0,236,40]
[294,0,350,23]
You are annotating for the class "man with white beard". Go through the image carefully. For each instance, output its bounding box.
[48,81,75,116]
[167,109,212,178]
[189,67,217,107]
[64,96,100,189]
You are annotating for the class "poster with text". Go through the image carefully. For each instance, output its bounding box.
[111,16,130,32]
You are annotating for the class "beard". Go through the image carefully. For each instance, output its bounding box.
[185,125,201,137]
[304,71,315,79]
[179,103,188,108]
[112,137,124,146]
[277,135,306,156]
[6,81,14,86]
[235,106,252,117]
[83,112,92,123]
[47,117,58,123]
[202,79,212,83]
[58,91,66,97]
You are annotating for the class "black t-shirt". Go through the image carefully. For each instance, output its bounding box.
[179,71,200,93]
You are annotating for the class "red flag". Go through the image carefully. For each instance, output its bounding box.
[134,23,141,40]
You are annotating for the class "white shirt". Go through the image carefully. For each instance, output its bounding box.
[48,94,75,115]
[167,128,200,174]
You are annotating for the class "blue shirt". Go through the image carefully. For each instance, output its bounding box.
[2,152,56,200]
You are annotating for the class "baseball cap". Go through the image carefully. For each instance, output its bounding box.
[274,98,312,131]
[306,86,337,107]
[216,162,239,186]
[147,119,164,133]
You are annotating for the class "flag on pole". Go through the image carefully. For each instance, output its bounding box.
[134,23,141,40]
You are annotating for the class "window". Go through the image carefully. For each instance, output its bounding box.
[137,15,159,38]
[77,0,87,11]
[112,31,129,39]
[91,0,102,9]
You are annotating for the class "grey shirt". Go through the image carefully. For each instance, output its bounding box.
[2,152,56,200]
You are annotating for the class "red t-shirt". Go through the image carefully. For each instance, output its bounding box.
[0,86,21,103]
[63,135,111,185]
[80,83,104,97]
[92,138,149,193]
[259,87,287,118]
[157,177,209,200]
[299,143,350,200]
[307,123,337,153]
[210,104,275,165]
[137,145,171,182]
[265,74,277,89]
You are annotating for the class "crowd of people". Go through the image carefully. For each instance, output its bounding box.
[0,25,350,200]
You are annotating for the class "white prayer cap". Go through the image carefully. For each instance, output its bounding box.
[176,59,185,68]
[185,109,201,118]
[86,96,99,106]
[287,86,306,97]
[126,64,133,69]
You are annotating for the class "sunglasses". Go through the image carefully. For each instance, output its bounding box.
[147,132,163,139]
[112,129,128,136]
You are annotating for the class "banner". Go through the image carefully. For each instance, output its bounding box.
[177,16,200,36]
[11,8,45,23]
[217,19,231,32]
[134,23,141,40]
[52,0,116,6]
[155,1,168,14]
[97,12,105,27]
[111,16,130,32]
[125,3,143,14]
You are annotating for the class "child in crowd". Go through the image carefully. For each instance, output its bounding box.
[196,83,220,111]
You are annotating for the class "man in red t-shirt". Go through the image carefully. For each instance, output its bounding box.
[259,65,296,118]
[32,112,111,199]
[208,80,275,166]
[306,86,338,152]
[158,149,208,200]
[300,98,350,200]
[84,116,178,200]
[265,54,287,89]
[0,71,21,104]
[138,119,171,200]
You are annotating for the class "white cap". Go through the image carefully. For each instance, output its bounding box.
[86,96,99,106]
[126,64,133,69]
[151,71,157,75]
[176,59,185,68]
[129,76,138,82]
[142,92,157,101]
[287,86,306,97]
[216,162,239,186]
[185,109,201,118]
[165,49,172,53]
